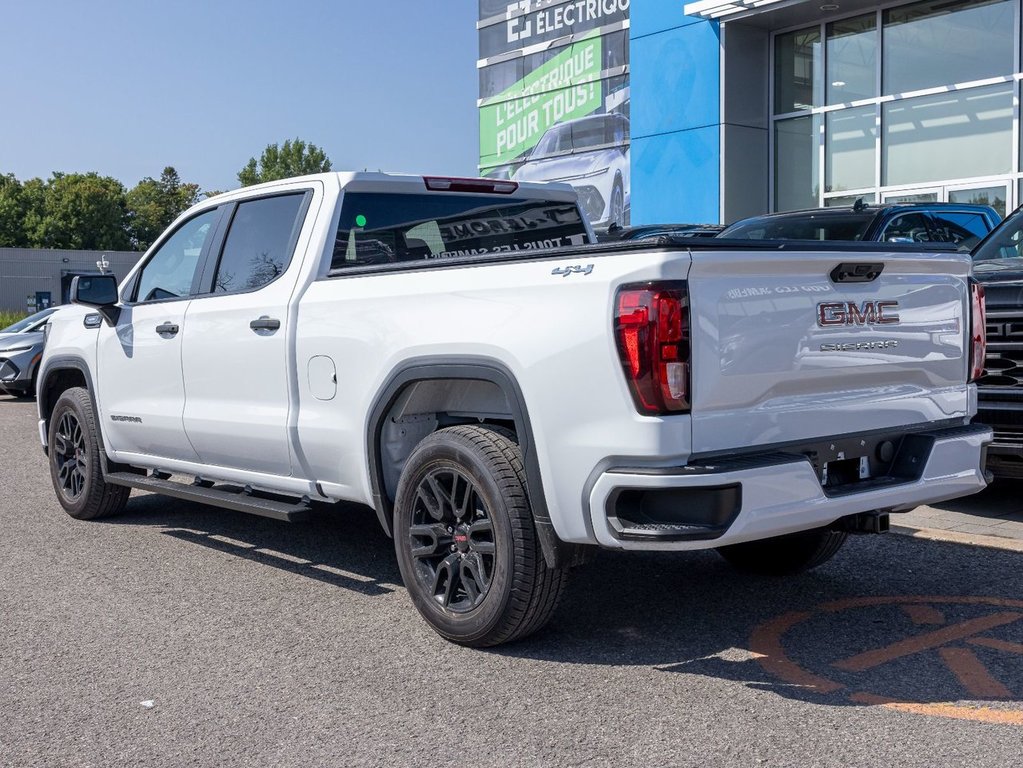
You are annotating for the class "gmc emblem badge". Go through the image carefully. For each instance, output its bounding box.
[817,301,900,327]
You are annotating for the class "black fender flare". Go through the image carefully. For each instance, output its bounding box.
[37,355,100,457]
[366,356,584,569]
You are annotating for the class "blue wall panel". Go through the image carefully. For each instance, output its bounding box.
[631,127,720,225]
[631,22,721,138]
[629,9,721,224]
[630,0,703,39]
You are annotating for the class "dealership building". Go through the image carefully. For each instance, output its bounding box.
[478,0,1020,227]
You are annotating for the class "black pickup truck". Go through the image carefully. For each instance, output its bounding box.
[972,212,1023,478]
[720,202,1001,248]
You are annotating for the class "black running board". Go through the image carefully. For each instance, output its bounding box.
[104,472,312,522]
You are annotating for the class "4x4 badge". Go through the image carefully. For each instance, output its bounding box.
[551,264,593,277]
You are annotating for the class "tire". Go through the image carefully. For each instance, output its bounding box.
[609,177,625,229]
[393,425,566,647]
[716,527,847,576]
[47,387,130,520]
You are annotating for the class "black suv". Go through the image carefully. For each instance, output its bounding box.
[720,202,1001,248]
[971,212,1023,478]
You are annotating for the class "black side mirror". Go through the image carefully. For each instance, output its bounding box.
[71,275,120,325]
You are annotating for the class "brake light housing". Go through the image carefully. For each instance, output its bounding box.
[969,280,987,382]
[614,283,691,415]
[423,176,518,195]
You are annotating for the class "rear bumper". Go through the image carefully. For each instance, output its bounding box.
[587,424,992,551]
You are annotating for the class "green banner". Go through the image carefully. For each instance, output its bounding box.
[480,33,603,169]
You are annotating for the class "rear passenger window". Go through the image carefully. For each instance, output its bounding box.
[881,213,932,243]
[928,212,992,246]
[330,192,589,271]
[212,194,307,293]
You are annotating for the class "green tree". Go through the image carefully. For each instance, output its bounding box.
[38,172,130,250]
[238,138,332,186]
[20,177,48,247]
[126,166,201,250]
[0,173,27,246]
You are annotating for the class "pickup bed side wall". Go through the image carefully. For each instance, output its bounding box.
[293,250,695,546]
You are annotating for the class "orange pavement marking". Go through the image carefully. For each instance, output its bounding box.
[748,611,844,694]
[833,612,1023,673]
[937,647,1014,700]
[850,692,1023,726]
[900,604,945,625]
[969,637,1023,656]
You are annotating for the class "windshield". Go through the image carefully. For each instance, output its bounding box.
[972,206,1023,266]
[1,308,56,334]
[720,213,874,241]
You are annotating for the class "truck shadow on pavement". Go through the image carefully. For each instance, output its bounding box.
[109,492,402,597]
[511,536,1023,716]
[109,492,1023,714]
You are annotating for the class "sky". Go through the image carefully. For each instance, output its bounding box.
[0,0,480,194]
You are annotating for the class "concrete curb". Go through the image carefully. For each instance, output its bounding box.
[891,524,1023,554]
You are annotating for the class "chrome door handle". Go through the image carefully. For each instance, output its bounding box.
[249,316,281,332]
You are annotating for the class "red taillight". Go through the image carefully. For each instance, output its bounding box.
[614,284,690,414]
[970,281,987,382]
[423,176,518,195]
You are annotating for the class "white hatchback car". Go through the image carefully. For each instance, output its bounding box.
[513,113,630,229]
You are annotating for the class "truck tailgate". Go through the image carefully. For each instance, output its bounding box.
[687,248,972,454]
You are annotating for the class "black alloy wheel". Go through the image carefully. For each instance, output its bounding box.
[408,467,496,612]
[393,425,567,647]
[47,387,129,520]
[53,410,88,501]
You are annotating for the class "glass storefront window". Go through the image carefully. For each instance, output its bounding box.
[882,84,1013,186]
[775,28,820,113]
[884,191,940,203]
[775,115,820,211]
[883,0,1014,94]
[826,107,877,192]
[825,194,877,207]
[949,186,1008,217]
[826,15,877,104]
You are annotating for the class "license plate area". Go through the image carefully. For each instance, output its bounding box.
[803,433,904,491]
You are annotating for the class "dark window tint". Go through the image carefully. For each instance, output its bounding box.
[721,213,873,241]
[330,193,589,271]
[135,209,218,302]
[880,212,933,242]
[213,194,306,293]
[928,211,993,247]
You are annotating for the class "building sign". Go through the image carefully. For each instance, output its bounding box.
[479,0,630,58]
[478,0,631,229]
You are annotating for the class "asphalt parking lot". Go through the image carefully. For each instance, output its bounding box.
[2,396,1022,767]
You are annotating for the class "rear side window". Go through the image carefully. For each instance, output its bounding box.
[330,193,589,271]
[212,194,307,293]
[880,213,932,242]
[927,211,992,247]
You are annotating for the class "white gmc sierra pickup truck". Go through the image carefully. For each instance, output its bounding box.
[38,172,992,646]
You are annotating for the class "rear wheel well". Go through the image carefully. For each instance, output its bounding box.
[378,378,516,507]
[368,360,592,571]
